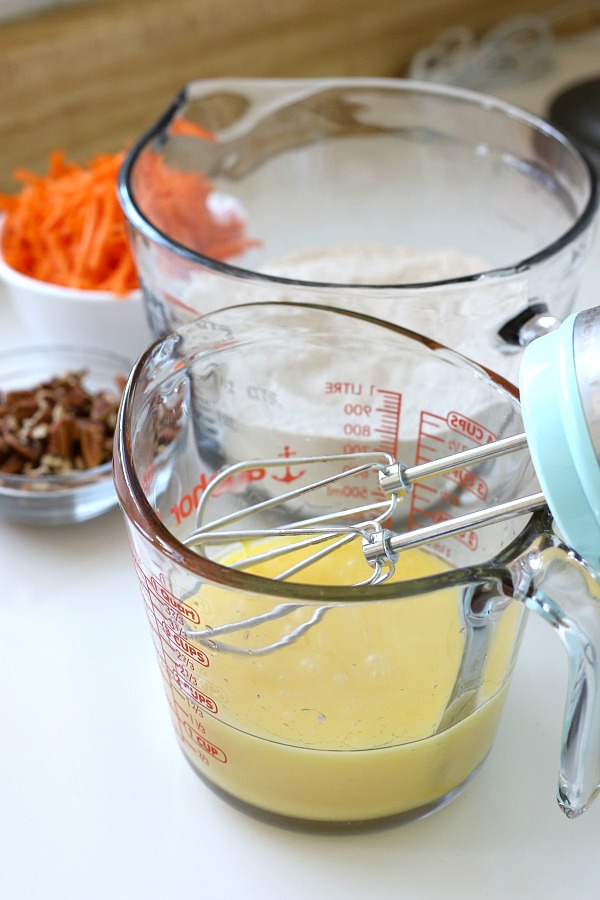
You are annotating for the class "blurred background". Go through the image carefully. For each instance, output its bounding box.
[2,0,600,190]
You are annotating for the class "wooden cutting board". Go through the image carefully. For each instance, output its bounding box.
[0,0,584,189]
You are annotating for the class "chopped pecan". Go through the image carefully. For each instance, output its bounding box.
[4,432,41,462]
[0,369,125,477]
[61,383,90,412]
[76,419,106,469]
[9,396,39,421]
[47,414,76,458]
[90,391,120,425]
[0,453,26,474]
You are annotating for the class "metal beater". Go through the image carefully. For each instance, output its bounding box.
[185,305,600,583]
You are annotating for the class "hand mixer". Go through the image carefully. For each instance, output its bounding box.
[185,305,600,583]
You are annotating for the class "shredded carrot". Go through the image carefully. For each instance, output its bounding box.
[134,148,260,261]
[0,134,258,294]
[0,150,138,294]
[169,118,216,140]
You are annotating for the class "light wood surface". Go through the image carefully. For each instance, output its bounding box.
[0,0,590,190]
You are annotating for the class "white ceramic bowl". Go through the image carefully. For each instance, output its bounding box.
[0,223,153,360]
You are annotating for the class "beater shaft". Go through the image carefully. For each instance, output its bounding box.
[362,490,546,566]
[378,432,528,495]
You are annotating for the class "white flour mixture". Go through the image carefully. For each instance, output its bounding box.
[262,243,488,284]
[175,241,528,391]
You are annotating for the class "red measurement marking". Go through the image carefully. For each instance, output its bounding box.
[414,411,447,465]
[142,599,211,672]
[171,687,206,726]
[134,560,201,625]
[182,721,227,763]
[445,467,488,501]
[168,665,219,714]
[171,678,228,716]
[447,411,496,445]
[408,409,494,552]
[456,530,479,551]
[324,381,365,395]
[372,389,402,458]
[172,633,210,667]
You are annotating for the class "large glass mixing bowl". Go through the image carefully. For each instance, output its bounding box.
[118,77,598,382]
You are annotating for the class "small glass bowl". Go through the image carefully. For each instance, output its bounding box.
[0,345,132,526]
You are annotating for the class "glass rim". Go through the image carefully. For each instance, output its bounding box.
[118,76,599,289]
[113,300,548,603]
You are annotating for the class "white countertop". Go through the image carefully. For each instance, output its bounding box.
[3,28,600,899]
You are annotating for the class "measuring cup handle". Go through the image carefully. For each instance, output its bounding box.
[515,545,600,818]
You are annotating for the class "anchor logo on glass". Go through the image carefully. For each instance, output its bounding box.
[169,444,306,526]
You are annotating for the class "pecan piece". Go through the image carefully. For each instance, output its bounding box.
[4,432,42,463]
[76,419,106,469]
[0,453,26,474]
[47,414,76,459]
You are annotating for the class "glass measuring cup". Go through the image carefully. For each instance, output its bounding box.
[113,302,600,830]
[118,77,599,384]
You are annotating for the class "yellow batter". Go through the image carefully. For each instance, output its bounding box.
[170,540,521,825]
